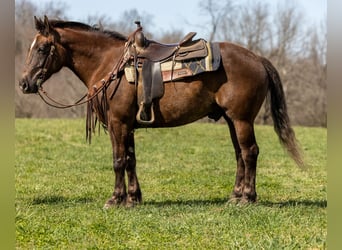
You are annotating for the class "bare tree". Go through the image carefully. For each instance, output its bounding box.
[219,1,270,55]
[269,4,302,64]
[157,29,185,44]
[198,0,235,42]
[110,9,154,37]
[38,1,68,19]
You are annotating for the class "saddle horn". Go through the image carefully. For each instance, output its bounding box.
[134,21,142,28]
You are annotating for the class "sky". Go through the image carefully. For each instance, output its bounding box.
[26,0,327,38]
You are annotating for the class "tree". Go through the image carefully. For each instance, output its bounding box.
[219,1,270,55]
[198,0,235,42]
[110,9,154,37]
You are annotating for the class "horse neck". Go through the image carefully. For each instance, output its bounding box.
[58,28,125,88]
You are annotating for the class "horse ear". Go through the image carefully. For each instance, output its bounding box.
[34,15,51,36]
[43,15,51,34]
[34,16,44,33]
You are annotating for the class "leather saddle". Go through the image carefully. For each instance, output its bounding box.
[124,21,210,125]
[134,30,199,62]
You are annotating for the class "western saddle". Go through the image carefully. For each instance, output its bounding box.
[130,21,198,62]
[123,21,210,125]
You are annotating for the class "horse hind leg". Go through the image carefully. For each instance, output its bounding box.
[224,116,245,202]
[229,118,259,203]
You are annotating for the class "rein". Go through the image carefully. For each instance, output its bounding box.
[38,89,88,109]
[37,80,109,109]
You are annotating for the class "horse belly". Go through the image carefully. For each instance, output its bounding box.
[152,81,214,127]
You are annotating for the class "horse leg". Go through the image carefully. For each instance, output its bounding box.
[224,116,245,202]
[233,120,259,203]
[104,121,128,208]
[125,131,142,207]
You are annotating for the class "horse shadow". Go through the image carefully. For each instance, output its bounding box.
[143,198,327,208]
[31,195,327,209]
[31,195,95,205]
[143,197,228,207]
[258,199,327,208]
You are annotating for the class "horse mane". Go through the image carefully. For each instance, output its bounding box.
[48,19,128,41]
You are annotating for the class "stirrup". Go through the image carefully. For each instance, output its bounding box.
[136,102,155,125]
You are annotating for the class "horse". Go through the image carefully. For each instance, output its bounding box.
[18,16,303,208]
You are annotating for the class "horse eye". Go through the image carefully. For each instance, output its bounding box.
[38,45,49,54]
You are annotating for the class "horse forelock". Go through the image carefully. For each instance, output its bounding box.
[48,19,127,41]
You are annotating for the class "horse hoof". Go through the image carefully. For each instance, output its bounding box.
[238,198,251,206]
[125,196,142,208]
[227,193,256,205]
[103,203,113,210]
[239,196,257,205]
[103,196,126,209]
[227,197,241,204]
[125,201,138,208]
[227,192,242,204]
[103,200,118,210]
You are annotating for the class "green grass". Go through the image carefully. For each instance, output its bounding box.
[15,119,327,249]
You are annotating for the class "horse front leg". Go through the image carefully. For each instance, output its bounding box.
[104,121,128,208]
[125,131,142,207]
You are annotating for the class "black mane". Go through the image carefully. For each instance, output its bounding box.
[49,19,127,41]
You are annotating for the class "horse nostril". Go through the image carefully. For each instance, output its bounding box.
[19,80,29,92]
[23,83,28,91]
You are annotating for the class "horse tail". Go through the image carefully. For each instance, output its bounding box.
[261,57,305,168]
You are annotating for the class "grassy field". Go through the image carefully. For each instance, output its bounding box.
[15,119,327,249]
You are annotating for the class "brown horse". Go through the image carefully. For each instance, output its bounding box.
[19,16,303,208]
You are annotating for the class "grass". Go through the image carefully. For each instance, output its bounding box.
[15,119,327,249]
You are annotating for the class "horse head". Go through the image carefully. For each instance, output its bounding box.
[19,16,65,94]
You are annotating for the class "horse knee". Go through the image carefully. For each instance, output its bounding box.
[113,157,126,172]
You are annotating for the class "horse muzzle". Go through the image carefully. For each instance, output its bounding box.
[19,77,39,94]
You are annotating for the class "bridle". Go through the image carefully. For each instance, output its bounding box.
[35,41,126,109]
[36,44,55,89]
[34,42,92,109]
[34,43,89,109]
[34,24,140,110]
